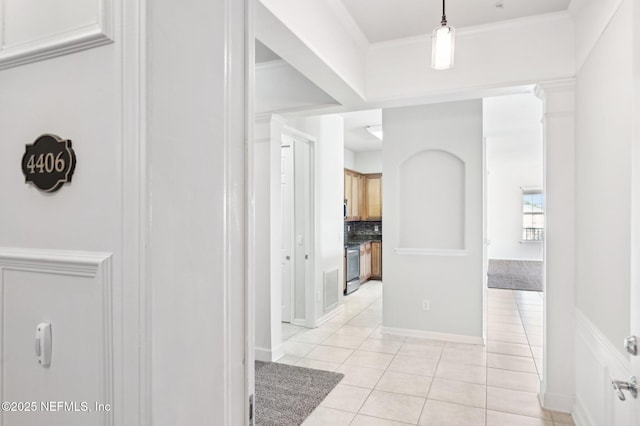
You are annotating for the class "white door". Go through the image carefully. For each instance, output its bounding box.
[293,136,314,324]
[630,2,640,418]
[630,2,640,420]
[281,141,294,323]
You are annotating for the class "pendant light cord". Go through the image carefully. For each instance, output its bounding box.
[441,0,447,26]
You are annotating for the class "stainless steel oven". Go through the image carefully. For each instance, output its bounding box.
[345,246,360,294]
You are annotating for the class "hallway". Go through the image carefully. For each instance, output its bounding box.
[277,282,574,425]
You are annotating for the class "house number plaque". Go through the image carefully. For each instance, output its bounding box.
[22,134,76,192]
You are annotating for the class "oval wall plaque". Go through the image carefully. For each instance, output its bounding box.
[22,134,76,192]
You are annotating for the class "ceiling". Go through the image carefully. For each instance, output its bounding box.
[341,0,571,43]
[341,109,382,152]
[257,1,561,151]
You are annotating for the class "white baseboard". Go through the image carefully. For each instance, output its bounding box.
[287,305,345,331]
[381,326,484,345]
[255,343,284,362]
[539,389,574,413]
[313,304,345,328]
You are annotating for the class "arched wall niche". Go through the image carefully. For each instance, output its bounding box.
[398,149,465,250]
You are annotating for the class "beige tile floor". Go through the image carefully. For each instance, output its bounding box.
[277,281,575,426]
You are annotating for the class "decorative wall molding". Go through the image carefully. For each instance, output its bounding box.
[369,11,572,51]
[0,248,114,426]
[0,0,114,70]
[120,0,149,421]
[574,308,631,426]
[381,326,484,345]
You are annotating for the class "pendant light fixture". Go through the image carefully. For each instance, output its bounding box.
[431,0,455,70]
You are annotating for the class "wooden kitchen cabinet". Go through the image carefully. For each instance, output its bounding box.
[345,169,364,221]
[345,169,382,221]
[365,174,382,220]
[344,172,353,218]
[359,242,371,283]
[351,174,361,219]
[371,241,382,279]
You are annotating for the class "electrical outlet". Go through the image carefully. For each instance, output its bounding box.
[347,225,351,232]
[374,225,379,232]
[422,299,430,311]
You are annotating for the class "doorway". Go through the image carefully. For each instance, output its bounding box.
[483,92,545,388]
[280,129,315,328]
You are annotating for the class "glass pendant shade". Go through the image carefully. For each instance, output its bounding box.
[431,24,455,70]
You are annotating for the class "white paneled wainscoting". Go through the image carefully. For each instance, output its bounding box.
[574,309,633,426]
[0,248,114,426]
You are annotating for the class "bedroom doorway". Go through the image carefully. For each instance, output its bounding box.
[483,92,545,385]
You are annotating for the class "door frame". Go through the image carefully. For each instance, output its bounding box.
[282,125,316,328]
[280,138,295,324]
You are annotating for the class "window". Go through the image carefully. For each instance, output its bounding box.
[522,189,544,241]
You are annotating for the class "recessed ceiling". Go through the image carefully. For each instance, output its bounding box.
[341,0,571,43]
[341,109,382,152]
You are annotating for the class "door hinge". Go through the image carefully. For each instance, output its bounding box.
[249,394,254,426]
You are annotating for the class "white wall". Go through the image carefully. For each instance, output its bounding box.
[259,0,366,98]
[382,101,484,340]
[0,1,247,425]
[574,0,631,358]
[484,94,543,261]
[290,115,345,325]
[354,150,383,174]
[571,0,635,424]
[147,0,247,424]
[0,2,140,425]
[257,0,366,106]
[344,148,356,170]
[253,116,284,361]
[256,60,338,114]
[367,14,574,104]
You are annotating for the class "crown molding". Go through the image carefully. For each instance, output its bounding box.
[369,11,572,51]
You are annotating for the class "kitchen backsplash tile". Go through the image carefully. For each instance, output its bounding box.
[345,221,382,242]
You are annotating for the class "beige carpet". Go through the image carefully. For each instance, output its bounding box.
[488,259,543,291]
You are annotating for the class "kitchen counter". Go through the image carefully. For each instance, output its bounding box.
[346,235,382,245]
[345,238,381,250]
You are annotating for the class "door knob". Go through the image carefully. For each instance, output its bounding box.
[612,376,637,401]
[286,256,290,260]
